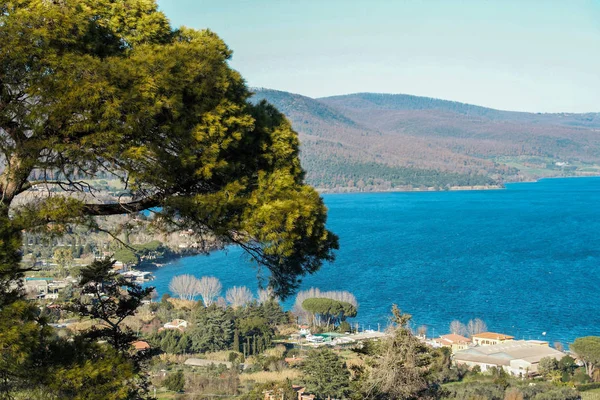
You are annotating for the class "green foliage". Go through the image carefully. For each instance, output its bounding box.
[571,336,600,380]
[353,305,443,400]
[0,260,151,399]
[577,382,600,391]
[303,158,495,190]
[559,355,577,374]
[65,258,153,352]
[113,248,139,266]
[239,379,297,400]
[255,299,289,326]
[41,339,141,400]
[53,248,73,269]
[302,297,357,327]
[0,2,337,397]
[573,367,592,384]
[441,377,581,400]
[0,0,337,299]
[531,387,579,400]
[134,241,162,252]
[302,348,350,400]
[149,330,189,355]
[0,300,49,396]
[441,382,506,399]
[163,370,185,392]
[338,321,351,333]
[538,357,559,378]
[188,305,234,353]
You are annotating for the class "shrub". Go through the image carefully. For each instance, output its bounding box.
[577,382,600,392]
[163,370,185,392]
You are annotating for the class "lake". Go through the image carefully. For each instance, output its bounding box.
[145,177,600,345]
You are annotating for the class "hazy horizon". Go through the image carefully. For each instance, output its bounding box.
[251,86,600,114]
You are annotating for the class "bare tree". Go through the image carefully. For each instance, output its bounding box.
[554,342,564,352]
[467,318,488,337]
[169,274,200,301]
[197,276,222,307]
[328,290,358,307]
[417,325,428,338]
[293,287,322,323]
[215,297,227,309]
[226,286,253,308]
[449,320,468,336]
[257,287,278,304]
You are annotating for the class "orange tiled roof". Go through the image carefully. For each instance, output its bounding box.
[132,340,150,350]
[472,332,514,340]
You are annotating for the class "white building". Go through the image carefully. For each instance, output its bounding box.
[163,319,188,331]
[453,340,564,376]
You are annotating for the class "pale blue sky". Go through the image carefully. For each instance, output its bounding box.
[157,0,600,112]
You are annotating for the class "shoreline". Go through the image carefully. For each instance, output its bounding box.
[317,184,504,195]
[316,174,600,195]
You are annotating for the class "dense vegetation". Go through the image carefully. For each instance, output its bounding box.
[148,298,288,357]
[0,1,337,397]
[252,89,600,191]
[304,157,495,191]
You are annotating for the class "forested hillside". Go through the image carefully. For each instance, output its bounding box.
[251,89,600,191]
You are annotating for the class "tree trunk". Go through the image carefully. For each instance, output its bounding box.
[0,152,32,206]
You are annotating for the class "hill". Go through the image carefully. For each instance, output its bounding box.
[251,88,600,192]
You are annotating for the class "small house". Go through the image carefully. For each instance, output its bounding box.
[433,333,471,353]
[472,332,514,346]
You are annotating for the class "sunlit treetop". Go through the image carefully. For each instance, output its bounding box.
[0,0,338,298]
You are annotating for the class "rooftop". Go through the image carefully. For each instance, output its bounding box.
[454,340,564,368]
[132,340,150,350]
[472,332,514,340]
[436,333,471,344]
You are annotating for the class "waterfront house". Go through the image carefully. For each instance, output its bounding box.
[433,333,472,353]
[472,332,514,346]
[453,340,565,376]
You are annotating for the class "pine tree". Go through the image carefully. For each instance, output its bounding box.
[302,349,350,399]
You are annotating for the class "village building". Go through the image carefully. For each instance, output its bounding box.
[471,332,514,346]
[23,277,67,300]
[433,333,471,353]
[453,340,564,376]
[162,319,188,332]
[120,270,154,283]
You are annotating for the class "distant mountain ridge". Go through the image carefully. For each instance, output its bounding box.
[320,92,600,128]
[251,88,600,192]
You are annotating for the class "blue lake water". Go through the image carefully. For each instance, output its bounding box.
[145,177,600,345]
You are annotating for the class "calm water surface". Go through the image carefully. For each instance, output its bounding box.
[145,177,600,344]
